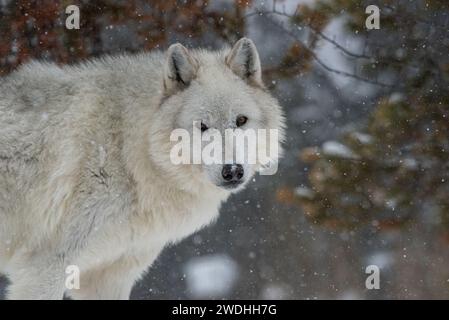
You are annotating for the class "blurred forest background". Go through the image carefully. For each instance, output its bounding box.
[1,0,449,299]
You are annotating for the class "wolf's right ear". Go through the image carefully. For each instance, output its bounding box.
[164,43,198,95]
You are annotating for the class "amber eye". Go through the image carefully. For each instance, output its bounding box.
[236,115,248,127]
[201,122,208,132]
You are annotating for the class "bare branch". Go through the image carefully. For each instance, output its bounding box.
[245,9,396,88]
[246,9,371,59]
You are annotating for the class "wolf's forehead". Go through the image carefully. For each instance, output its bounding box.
[199,90,253,114]
[197,65,235,88]
[198,96,259,127]
[195,49,227,66]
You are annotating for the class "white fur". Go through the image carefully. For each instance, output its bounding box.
[0,38,285,299]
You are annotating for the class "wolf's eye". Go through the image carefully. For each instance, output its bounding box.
[201,122,208,132]
[236,115,248,127]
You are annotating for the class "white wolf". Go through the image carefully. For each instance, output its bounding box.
[0,38,285,299]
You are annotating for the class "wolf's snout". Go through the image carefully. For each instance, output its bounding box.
[222,164,244,182]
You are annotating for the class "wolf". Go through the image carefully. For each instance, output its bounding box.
[0,38,285,299]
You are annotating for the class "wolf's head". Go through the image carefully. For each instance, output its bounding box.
[150,38,285,194]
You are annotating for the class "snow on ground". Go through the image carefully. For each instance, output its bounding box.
[184,254,239,299]
[322,141,359,159]
[365,251,394,269]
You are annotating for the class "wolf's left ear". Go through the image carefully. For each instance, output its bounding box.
[164,43,199,95]
[225,38,263,87]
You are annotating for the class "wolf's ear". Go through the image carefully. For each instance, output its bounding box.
[225,38,263,87]
[164,43,198,94]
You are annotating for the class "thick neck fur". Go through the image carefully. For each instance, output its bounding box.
[114,53,230,221]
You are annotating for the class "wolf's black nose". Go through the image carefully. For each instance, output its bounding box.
[222,164,244,181]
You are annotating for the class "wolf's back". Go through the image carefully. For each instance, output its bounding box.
[0,62,66,163]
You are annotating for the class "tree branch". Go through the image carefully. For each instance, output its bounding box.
[247,11,395,88]
[246,9,372,60]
